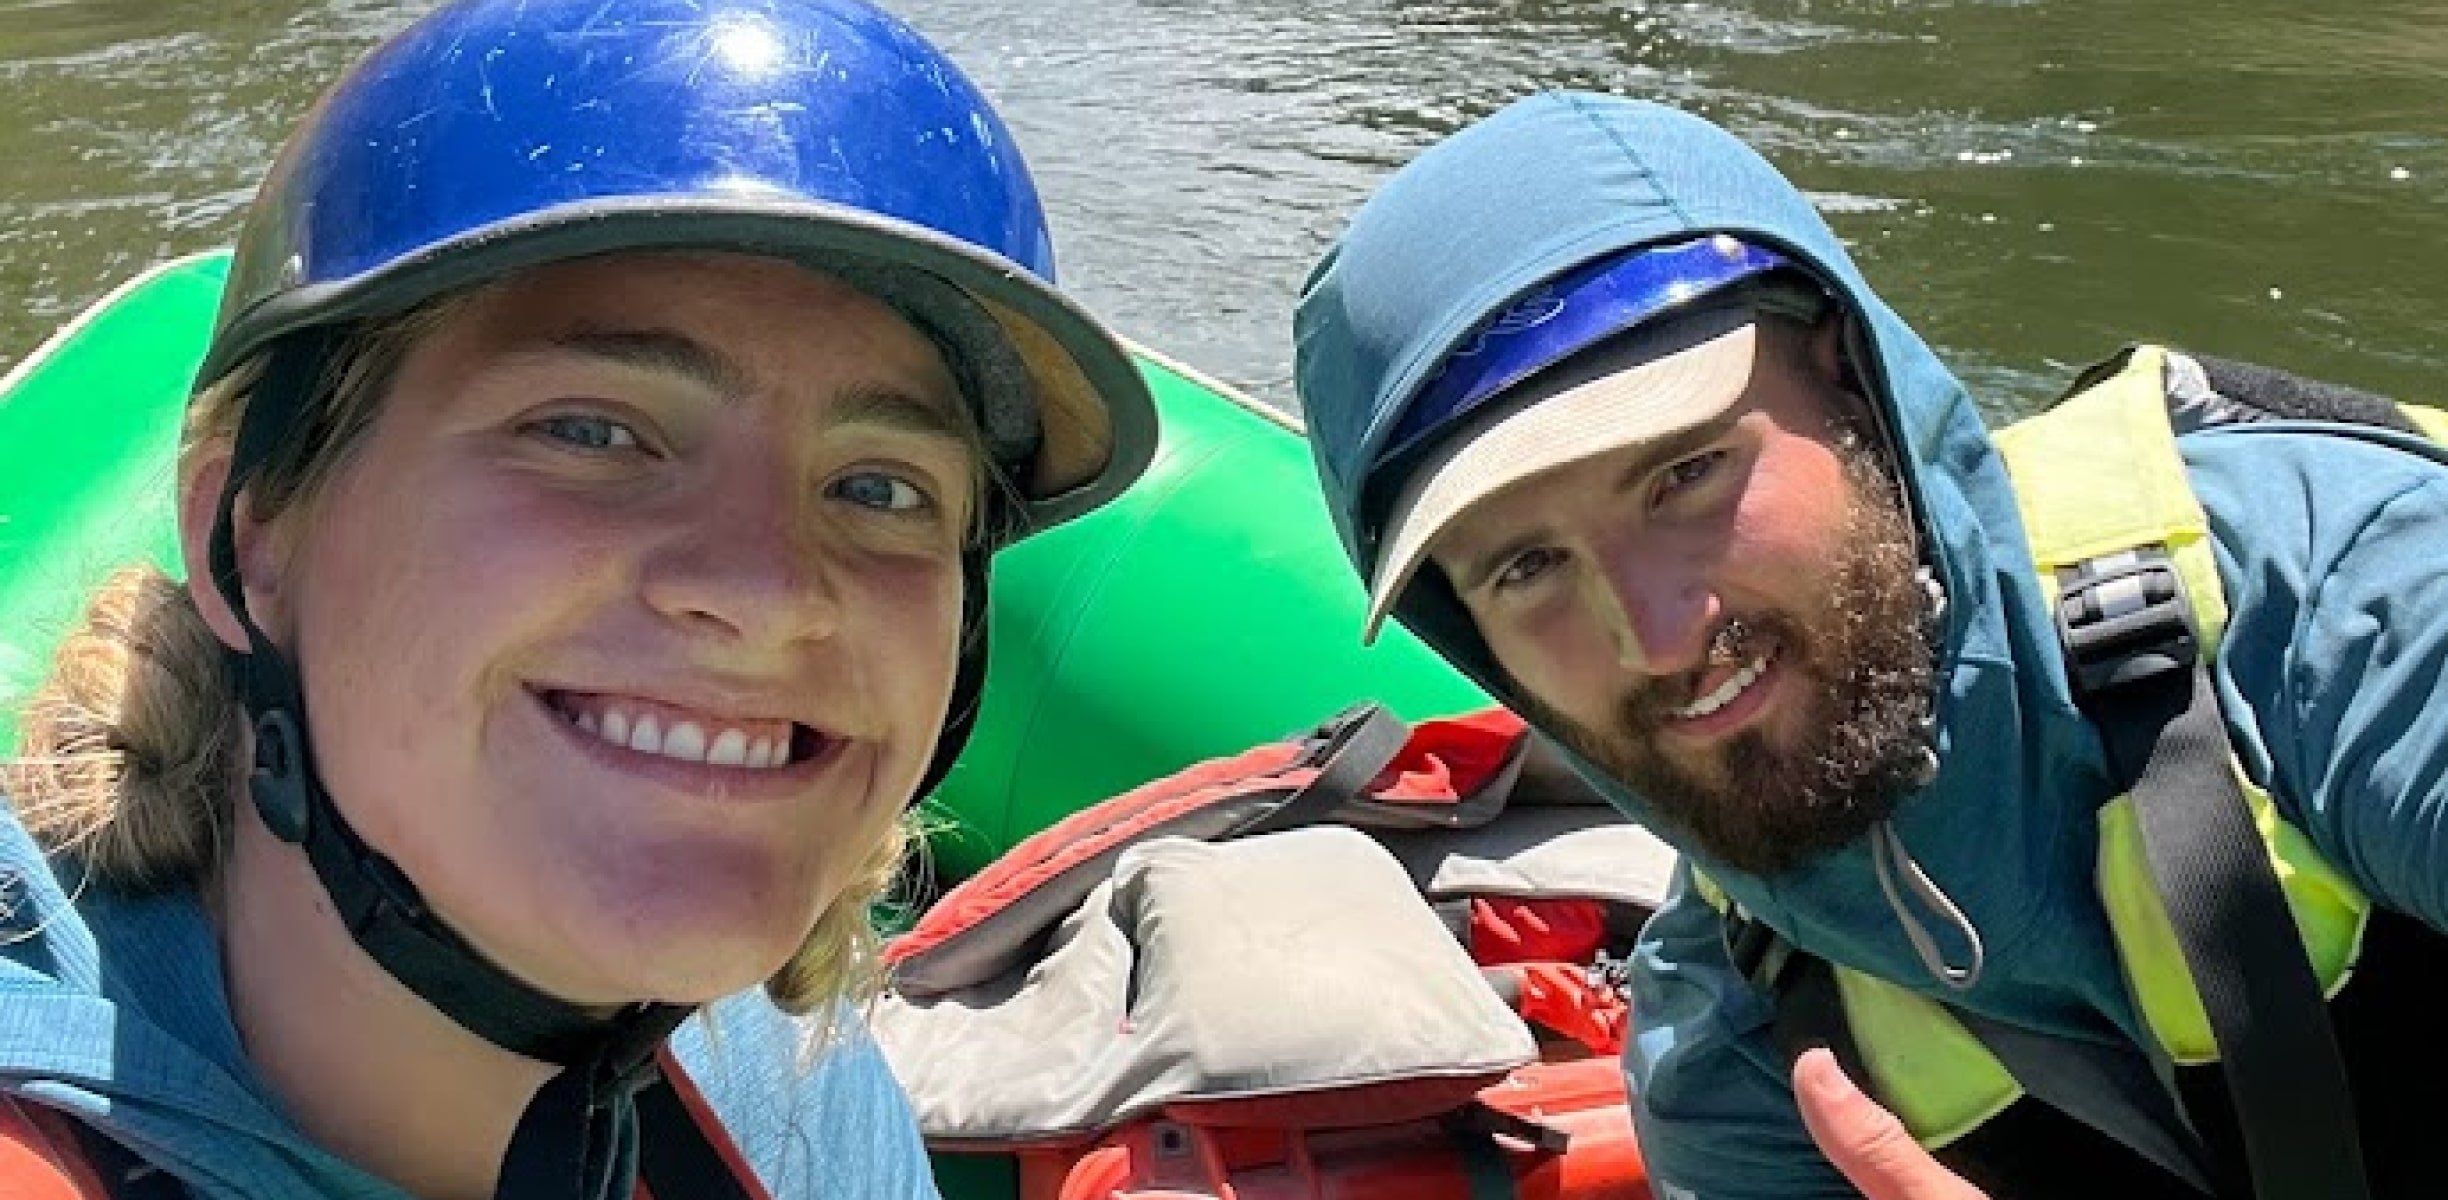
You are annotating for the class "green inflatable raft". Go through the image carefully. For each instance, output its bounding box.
[0,252,1490,879]
[0,252,1504,1198]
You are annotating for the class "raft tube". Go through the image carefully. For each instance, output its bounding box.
[0,253,1489,879]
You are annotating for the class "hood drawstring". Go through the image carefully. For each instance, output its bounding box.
[1870,564,1983,991]
[1871,820,1985,991]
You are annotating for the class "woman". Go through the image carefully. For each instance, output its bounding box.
[0,0,1156,1197]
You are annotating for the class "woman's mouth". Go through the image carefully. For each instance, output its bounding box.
[540,690,827,770]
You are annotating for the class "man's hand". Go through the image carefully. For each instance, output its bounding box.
[1793,1048,1990,1200]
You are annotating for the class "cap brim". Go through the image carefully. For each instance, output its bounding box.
[1364,310,1760,639]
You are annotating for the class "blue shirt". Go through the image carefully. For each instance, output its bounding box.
[0,808,938,1199]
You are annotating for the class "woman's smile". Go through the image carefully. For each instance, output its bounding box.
[526,685,857,802]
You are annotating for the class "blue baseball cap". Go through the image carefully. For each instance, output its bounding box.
[1358,234,1821,636]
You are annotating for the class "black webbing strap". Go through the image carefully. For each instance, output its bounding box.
[1236,704,1415,836]
[635,1066,763,1200]
[496,1005,693,1200]
[1741,917,2216,1192]
[2061,546,2371,1200]
[1952,1007,2214,1192]
[2089,662,2371,1200]
[1743,940,1873,1101]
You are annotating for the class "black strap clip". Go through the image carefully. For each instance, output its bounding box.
[248,708,312,844]
[1722,904,1794,993]
[2054,549,2199,698]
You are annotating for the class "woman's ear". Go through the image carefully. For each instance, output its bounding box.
[178,447,284,654]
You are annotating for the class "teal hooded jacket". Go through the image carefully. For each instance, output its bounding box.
[0,806,938,1198]
[1294,91,2448,1197]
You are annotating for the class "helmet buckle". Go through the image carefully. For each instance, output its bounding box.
[248,708,312,844]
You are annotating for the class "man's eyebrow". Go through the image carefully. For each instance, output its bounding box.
[1609,411,1744,497]
[1451,525,1552,596]
[540,327,751,398]
[1446,409,1747,593]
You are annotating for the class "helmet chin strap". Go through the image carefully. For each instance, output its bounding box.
[918,543,998,798]
[210,332,686,1066]
[210,334,691,1199]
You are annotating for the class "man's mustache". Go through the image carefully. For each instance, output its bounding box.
[1621,616,1774,724]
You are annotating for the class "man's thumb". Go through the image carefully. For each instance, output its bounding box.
[1793,1047,1987,1200]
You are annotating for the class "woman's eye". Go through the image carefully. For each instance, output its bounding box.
[533,414,640,452]
[1492,546,1566,592]
[829,470,931,514]
[1657,449,1726,500]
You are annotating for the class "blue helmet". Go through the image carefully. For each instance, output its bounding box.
[1374,234,1801,492]
[203,0,1155,531]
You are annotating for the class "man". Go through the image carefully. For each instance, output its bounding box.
[1294,91,2448,1197]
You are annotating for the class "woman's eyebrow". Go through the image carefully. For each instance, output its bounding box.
[525,327,974,449]
[828,383,974,449]
[540,327,751,398]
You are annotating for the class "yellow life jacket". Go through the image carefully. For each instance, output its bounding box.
[1694,344,2448,1151]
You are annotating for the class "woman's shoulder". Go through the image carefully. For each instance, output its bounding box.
[670,994,939,1199]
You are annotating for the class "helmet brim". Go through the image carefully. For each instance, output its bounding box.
[197,194,1159,535]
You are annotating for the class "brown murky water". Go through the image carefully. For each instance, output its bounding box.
[3,0,2443,416]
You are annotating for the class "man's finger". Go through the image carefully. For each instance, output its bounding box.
[1793,1048,1989,1200]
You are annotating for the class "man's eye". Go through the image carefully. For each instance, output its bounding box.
[829,470,931,513]
[1492,546,1566,591]
[533,414,641,451]
[1658,449,1726,499]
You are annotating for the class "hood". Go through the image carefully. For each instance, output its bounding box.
[0,811,417,1198]
[1296,92,2135,1031]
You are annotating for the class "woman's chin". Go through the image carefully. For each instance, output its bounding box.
[530,837,834,998]
[452,881,819,1011]
[525,925,803,1010]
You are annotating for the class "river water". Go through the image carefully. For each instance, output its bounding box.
[3,0,2443,417]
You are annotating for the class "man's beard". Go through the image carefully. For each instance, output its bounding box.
[1520,437,1938,876]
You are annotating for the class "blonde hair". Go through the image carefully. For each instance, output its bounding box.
[3,292,932,1016]
[2,316,425,888]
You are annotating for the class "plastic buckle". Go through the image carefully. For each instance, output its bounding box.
[248,708,312,844]
[2055,549,2199,697]
[602,1022,670,1099]
[1722,905,1793,991]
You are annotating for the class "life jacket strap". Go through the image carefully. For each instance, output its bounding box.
[2080,643,2371,1200]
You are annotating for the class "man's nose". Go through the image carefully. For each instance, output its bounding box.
[1585,544,1718,678]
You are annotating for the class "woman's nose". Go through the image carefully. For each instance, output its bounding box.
[639,480,842,649]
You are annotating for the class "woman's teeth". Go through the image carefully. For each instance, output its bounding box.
[559,700,798,769]
[1675,651,1774,720]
